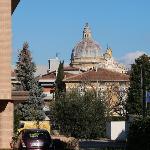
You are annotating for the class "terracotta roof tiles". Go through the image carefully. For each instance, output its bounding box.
[39,71,75,80]
[64,66,80,71]
[39,71,56,80]
[64,68,129,82]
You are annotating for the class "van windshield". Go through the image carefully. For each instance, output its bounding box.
[23,130,50,139]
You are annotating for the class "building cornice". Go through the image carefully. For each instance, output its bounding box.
[11,0,20,14]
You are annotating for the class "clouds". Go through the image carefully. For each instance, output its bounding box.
[119,51,146,68]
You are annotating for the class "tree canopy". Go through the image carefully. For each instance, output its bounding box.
[53,90,106,139]
[126,54,150,116]
[127,117,150,150]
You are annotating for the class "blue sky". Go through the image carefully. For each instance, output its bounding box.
[12,0,150,68]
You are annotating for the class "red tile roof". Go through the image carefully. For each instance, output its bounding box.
[63,68,129,82]
[39,71,56,80]
[39,71,75,80]
[64,72,75,78]
[64,66,80,71]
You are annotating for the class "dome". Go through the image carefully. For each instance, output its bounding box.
[73,39,101,58]
[71,23,101,58]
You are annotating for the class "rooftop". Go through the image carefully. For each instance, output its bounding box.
[64,68,129,82]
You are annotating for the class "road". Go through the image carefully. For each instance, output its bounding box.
[79,140,126,150]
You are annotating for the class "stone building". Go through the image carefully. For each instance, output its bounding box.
[64,68,129,92]
[64,68,129,115]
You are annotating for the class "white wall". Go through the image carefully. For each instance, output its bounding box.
[106,121,127,141]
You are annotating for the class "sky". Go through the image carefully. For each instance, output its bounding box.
[12,0,150,73]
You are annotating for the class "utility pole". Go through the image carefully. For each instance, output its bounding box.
[96,80,99,98]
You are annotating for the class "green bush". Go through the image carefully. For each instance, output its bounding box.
[53,90,106,139]
[107,116,126,121]
[127,117,150,150]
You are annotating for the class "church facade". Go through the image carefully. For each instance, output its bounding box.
[70,23,126,73]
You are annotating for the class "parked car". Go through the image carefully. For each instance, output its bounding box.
[11,128,52,150]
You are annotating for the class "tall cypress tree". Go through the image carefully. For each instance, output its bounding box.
[15,42,45,121]
[55,61,66,94]
[126,54,150,116]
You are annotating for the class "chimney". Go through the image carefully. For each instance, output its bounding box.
[47,59,50,73]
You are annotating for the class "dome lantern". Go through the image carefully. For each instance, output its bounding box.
[83,23,92,40]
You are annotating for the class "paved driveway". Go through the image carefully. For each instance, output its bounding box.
[79,140,126,150]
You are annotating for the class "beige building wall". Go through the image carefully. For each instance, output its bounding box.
[0,101,13,148]
[0,0,11,100]
[0,0,13,149]
[65,81,129,116]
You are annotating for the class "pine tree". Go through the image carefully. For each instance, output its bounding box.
[126,54,150,116]
[15,42,45,121]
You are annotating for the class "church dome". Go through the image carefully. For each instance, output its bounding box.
[72,23,101,58]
